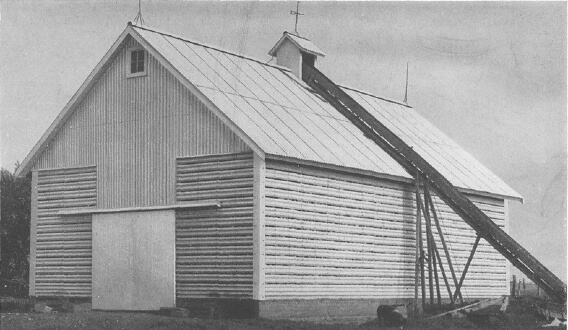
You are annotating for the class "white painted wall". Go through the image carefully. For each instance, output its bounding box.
[275,39,302,79]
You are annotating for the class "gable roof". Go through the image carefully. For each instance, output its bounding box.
[268,32,326,58]
[17,23,522,201]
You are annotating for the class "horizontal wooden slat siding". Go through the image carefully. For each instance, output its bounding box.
[428,192,508,298]
[33,36,249,209]
[176,153,254,298]
[263,159,508,300]
[34,166,96,297]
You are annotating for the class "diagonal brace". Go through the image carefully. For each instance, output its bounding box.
[424,185,464,304]
[453,235,481,301]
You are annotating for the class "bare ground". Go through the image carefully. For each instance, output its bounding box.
[1,296,564,330]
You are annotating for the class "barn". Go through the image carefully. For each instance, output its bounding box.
[16,23,522,319]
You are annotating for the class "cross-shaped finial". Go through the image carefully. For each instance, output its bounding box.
[290,2,304,36]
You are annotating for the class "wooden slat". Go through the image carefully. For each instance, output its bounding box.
[175,153,254,299]
[263,159,508,300]
[34,167,96,298]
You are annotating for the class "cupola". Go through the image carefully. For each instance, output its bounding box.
[268,32,325,79]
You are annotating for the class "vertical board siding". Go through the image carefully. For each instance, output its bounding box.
[33,36,249,209]
[263,159,508,300]
[176,153,254,298]
[35,166,96,297]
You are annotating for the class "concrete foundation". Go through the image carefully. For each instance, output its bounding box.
[178,298,412,321]
[176,298,259,319]
[258,298,413,322]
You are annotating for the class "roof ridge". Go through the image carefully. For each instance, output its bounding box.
[129,23,291,72]
[338,84,412,108]
[284,31,312,41]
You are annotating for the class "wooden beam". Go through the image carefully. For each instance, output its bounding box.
[416,187,427,307]
[414,176,423,313]
[427,296,505,319]
[425,190,435,305]
[252,153,266,300]
[424,186,463,304]
[29,171,38,297]
[419,186,451,305]
[433,245,442,304]
[433,238,454,304]
[58,201,221,215]
[453,235,481,301]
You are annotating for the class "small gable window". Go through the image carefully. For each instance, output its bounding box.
[128,48,146,78]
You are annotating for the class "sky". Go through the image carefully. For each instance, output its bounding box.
[1,1,566,281]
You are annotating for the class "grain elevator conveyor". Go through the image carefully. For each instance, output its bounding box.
[301,63,566,304]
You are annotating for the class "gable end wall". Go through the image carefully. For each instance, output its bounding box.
[32,36,250,208]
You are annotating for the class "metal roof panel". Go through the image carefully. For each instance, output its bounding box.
[133,25,520,200]
[342,87,522,200]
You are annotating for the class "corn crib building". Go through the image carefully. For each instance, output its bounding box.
[16,23,525,319]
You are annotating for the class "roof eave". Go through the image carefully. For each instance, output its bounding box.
[458,187,524,204]
[268,34,287,57]
[16,24,269,177]
[268,33,325,58]
[266,153,523,202]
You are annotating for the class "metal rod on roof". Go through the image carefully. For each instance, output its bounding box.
[290,1,304,36]
[133,0,146,26]
[403,62,409,104]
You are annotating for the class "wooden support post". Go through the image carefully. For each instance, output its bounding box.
[420,186,453,304]
[252,153,266,300]
[414,176,423,313]
[425,190,435,305]
[512,275,516,297]
[421,243,427,308]
[453,235,481,301]
[433,246,442,304]
[424,185,463,304]
[416,187,427,307]
[433,238,454,304]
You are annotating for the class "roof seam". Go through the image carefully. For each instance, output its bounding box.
[196,85,351,121]
[238,59,341,164]
[261,68,373,170]
[158,32,289,155]
[348,88,521,198]
[206,48,347,166]
[361,91,500,193]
